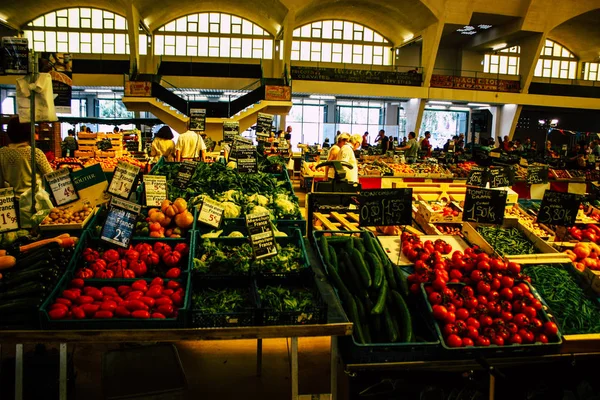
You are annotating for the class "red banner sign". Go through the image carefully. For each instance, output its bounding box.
[125,81,152,96]
[431,75,520,93]
[265,85,291,101]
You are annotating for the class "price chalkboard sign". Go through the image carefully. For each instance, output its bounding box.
[107,161,141,199]
[466,166,487,187]
[143,175,167,206]
[488,168,510,188]
[236,145,258,173]
[223,121,240,143]
[358,188,413,227]
[173,161,197,189]
[256,112,274,137]
[536,190,580,226]
[197,199,225,229]
[0,188,19,233]
[462,187,507,225]
[190,108,206,132]
[45,168,79,206]
[527,165,549,184]
[245,212,277,260]
[100,197,141,248]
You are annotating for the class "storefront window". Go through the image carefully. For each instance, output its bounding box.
[583,62,600,81]
[336,101,384,140]
[287,99,327,150]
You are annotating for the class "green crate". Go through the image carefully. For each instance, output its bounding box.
[39,271,191,329]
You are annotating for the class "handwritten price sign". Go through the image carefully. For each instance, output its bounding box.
[536,190,580,226]
[0,188,19,233]
[358,188,413,227]
[197,200,225,228]
[45,168,79,206]
[462,187,507,225]
[143,175,167,206]
[100,197,141,248]
[108,161,141,199]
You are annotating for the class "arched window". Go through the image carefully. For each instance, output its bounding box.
[534,39,577,79]
[483,46,520,75]
[154,13,273,59]
[583,62,600,81]
[291,20,392,66]
[22,8,146,55]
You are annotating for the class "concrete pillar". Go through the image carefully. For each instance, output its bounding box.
[405,98,426,134]
[386,104,399,125]
[496,104,522,141]
[421,21,445,87]
[281,11,295,82]
[125,5,141,75]
[518,33,546,93]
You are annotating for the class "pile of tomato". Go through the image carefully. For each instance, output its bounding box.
[75,242,188,279]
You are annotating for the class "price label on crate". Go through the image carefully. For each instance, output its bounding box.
[173,160,197,189]
[536,190,580,227]
[235,145,258,173]
[527,165,549,185]
[488,167,510,188]
[462,187,507,225]
[466,166,487,187]
[45,168,79,206]
[358,188,413,227]
[143,175,167,206]
[0,188,19,233]
[107,161,141,199]
[197,199,225,228]
[100,197,141,248]
[245,211,277,260]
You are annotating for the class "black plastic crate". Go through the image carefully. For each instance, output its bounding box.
[255,275,327,326]
[189,276,258,328]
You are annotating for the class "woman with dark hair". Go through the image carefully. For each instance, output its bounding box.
[0,117,53,198]
[150,125,176,162]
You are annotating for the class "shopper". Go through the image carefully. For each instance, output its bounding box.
[322,138,331,149]
[397,131,419,163]
[0,117,53,198]
[285,126,292,142]
[62,129,78,157]
[150,126,176,163]
[374,129,388,153]
[325,133,349,178]
[361,132,369,149]
[502,135,510,152]
[113,126,120,134]
[175,123,207,162]
[421,131,432,157]
[338,134,361,183]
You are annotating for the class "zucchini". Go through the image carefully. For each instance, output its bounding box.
[352,237,366,253]
[344,238,355,254]
[394,266,409,298]
[362,323,372,343]
[325,236,352,244]
[328,245,338,271]
[351,248,372,288]
[369,314,382,342]
[383,258,397,290]
[391,290,413,342]
[362,231,377,254]
[371,282,388,315]
[340,251,365,293]
[327,262,353,304]
[345,296,366,344]
[383,308,399,343]
[0,282,47,300]
[355,295,367,322]
[365,252,384,289]
[319,236,331,266]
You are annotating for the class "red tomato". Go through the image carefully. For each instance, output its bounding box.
[127,300,149,312]
[479,315,493,327]
[102,249,120,263]
[132,310,150,319]
[75,295,94,305]
[156,304,174,317]
[174,243,189,256]
[165,268,181,279]
[476,336,491,346]
[492,336,505,346]
[509,334,522,344]
[512,286,524,299]
[466,317,480,329]
[140,251,160,266]
[477,261,491,272]
[139,296,156,307]
[501,311,513,322]
[70,279,85,289]
[465,326,479,340]
[531,299,543,311]
[536,334,549,344]
[456,308,470,321]
[470,270,484,282]
[500,288,513,300]
[432,305,448,321]
[55,298,72,306]
[544,321,559,337]
[444,312,456,324]
[171,292,183,307]
[71,307,86,319]
[153,242,172,257]
[135,243,153,254]
[129,260,148,277]
[166,280,181,290]
[462,337,474,347]
[513,313,529,327]
[151,313,166,319]
[428,292,443,305]
[501,276,514,288]
[93,310,114,319]
[446,334,463,348]
[490,278,501,291]
[519,328,534,343]
[114,306,131,317]
[477,281,491,295]
[131,280,148,292]
[124,250,140,262]
[522,306,537,319]
[507,262,521,275]
[48,308,68,320]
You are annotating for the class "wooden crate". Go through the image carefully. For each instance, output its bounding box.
[74,150,95,158]
[313,210,422,235]
[77,133,97,139]
[96,150,123,158]
[417,200,463,223]
[78,139,97,146]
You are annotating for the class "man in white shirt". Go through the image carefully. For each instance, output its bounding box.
[175,124,206,162]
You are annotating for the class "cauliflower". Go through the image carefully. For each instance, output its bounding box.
[228,231,245,238]
[247,193,270,207]
[190,194,213,208]
[201,230,223,238]
[222,202,242,218]
[274,230,288,237]
[226,161,237,169]
[274,197,299,218]
[219,190,241,202]
[249,205,273,219]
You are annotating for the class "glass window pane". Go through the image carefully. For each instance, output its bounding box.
[187,36,197,46]
[199,14,209,32]
[559,69,568,79]
[364,28,373,42]
[374,33,384,42]
[363,46,373,64]
[499,56,508,73]
[57,17,68,28]
[115,15,126,29]
[115,34,126,53]
[293,28,300,37]
[45,13,56,27]
[57,42,67,52]
[332,53,342,63]
[175,18,186,32]
[534,59,542,76]
[252,49,262,58]
[568,61,576,79]
[33,16,45,27]
[139,34,147,55]
[299,41,309,60]
[176,36,186,55]
[301,25,311,38]
[354,31,363,41]
[242,38,252,58]
[483,55,490,73]
[90,33,101,53]
[104,33,114,43]
[198,37,209,56]
[104,18,114,29]
[333,43,342,53]
[80,8,90,18]
[553,44,561,57]
[242,20,252,34]
[343,22,353,40]
[46,31,56,51]
[551,60,560,78]
[373,46,383,56]
[373,55,382,65]
[221,14,231,33]
[263,39,273,59]
[322,21,332,39]
[33,31,44,41]
[561,48,570,57]
[508,65,517,75]
[321,43,332,62]
[103,43,114,54]
[231,38,241,48]
[154,35,164,55]
[343,44,352,63]
[253,25,263,35]
[561,60,569,70]
[81,19,91,28]
[291,50,299,60]
[209,37,219,47]
[353,54,362,64]
[69,32,80,52]
[209,47,219,57]
[210,13,219,23]
[490,64,499,74]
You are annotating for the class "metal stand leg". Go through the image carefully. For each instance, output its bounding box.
[15,344,23,400]
[330,336,338,400]
[291,337,299,400]
[59,343,67,400]
[489,373,495,400]
[256,339,263,377]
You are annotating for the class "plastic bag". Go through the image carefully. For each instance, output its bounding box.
[19,185,53,228]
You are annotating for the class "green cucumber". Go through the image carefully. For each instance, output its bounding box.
[365,252,384,289]
[352,237,366,253]
[393,266,409,298]
[362,231,377,254]
[327,262,352,304]
[391,290,413,342]
[345,296,366,344]
[328,245,338,271]
[325,236,352,244]
[351,248,372,288]
[355,295,367,322]
[371,282,388,315]
[369,314,382,341]
[383,308,399,343]
[319,236,331,266]
[341,251,367,292]
[344,237,355,254]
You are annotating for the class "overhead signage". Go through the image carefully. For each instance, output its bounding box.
[290,66,422,87]
[197,199,225,229]
[0,188,19,233]
[70,164,110,208]
[430,75,520,93]
[466,166,487,187]
[1,37,29,75]
[462,187,507,225]
[190,108,206,132]
[100,197,141,248]
[124,81,151,96]
[358,188,413,227]
[527,165,549,185]
[245,212,277,260]
[223,121,240,143]
[488,167,510,189]
[265,85,292,101]
[173,160,198,189]
[45,168,79,206]
[143,175,167,207]
[536,190,580,227]
[256,113,274,137]
[107,161,141,199]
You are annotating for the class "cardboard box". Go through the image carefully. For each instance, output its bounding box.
[418,200,463,223]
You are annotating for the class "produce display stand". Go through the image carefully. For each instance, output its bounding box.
[0,243,352,400]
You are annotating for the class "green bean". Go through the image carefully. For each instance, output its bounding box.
[477,226,538,256]
[524,265,600,335]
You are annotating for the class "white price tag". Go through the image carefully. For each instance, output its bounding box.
[108,161,141,199]
[0,188,19,233]
[197,200,225,228]
[45,168,78,206]
[143,175,167,206]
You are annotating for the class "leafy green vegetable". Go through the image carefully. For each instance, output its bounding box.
[258,285,315,312]
[192,288,250,313]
